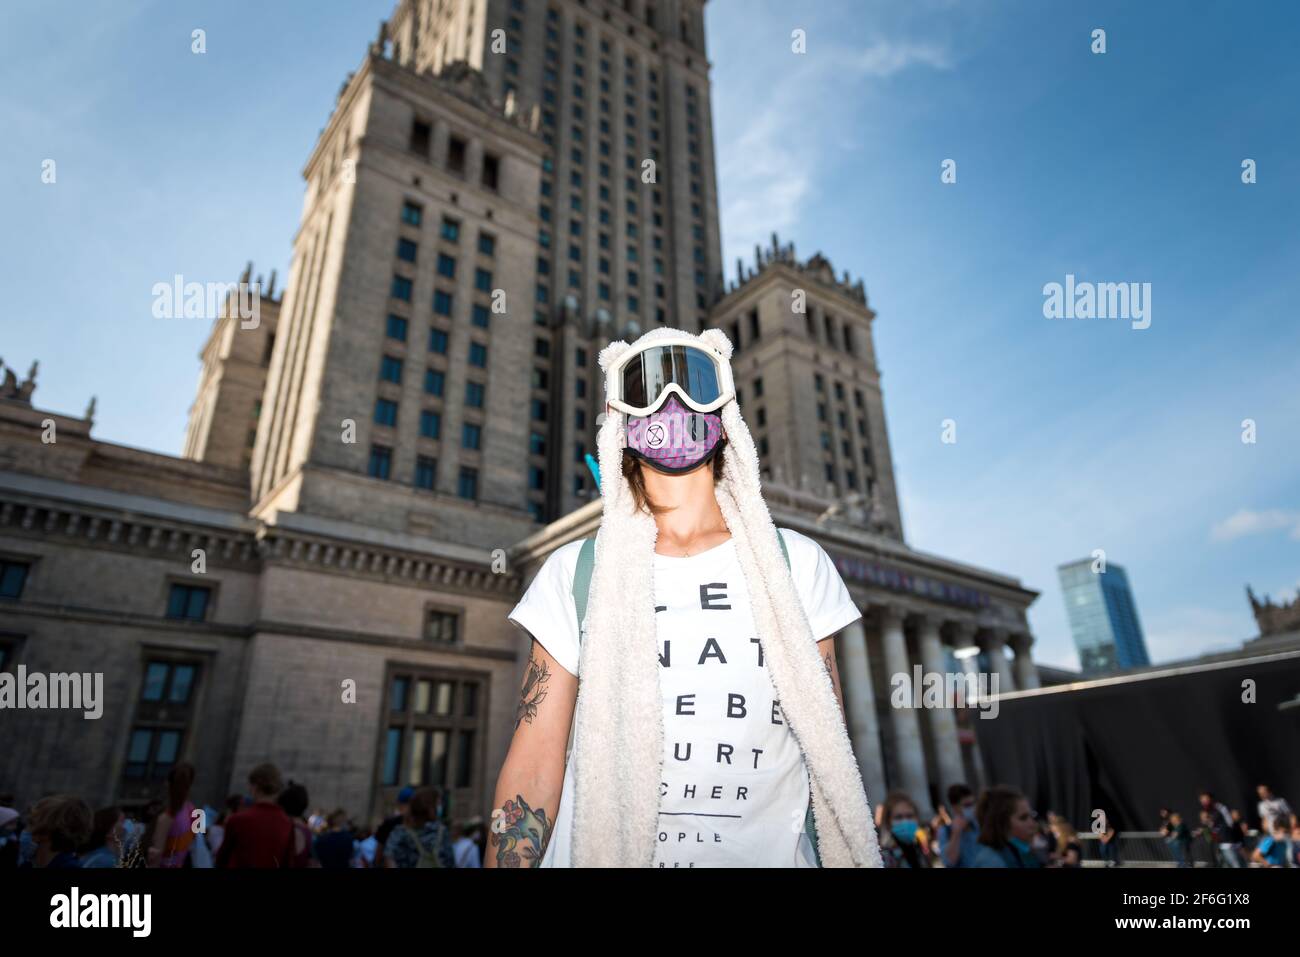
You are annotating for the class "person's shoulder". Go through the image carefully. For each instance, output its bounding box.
[775,526,821,561]
[968,844,1006,868]
[535,537,588,582]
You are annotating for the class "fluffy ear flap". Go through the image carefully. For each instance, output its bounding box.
[598,339,631,373]
[697,327,734,360]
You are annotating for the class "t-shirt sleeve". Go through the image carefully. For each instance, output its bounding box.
[507,542,582,677]
[780,527,862,641]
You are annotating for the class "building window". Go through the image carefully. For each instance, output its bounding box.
[576,347,587,367]
[433,290,454,316]
[531,398,548,422]
[482,153,500,191]
[754,376,764,398]
[448,136,467,175]
[120,657,202,797]
[369,445,392,479]
[474,268,493,292]
[457,467,479,500]
[534,337,551,358]
[401,201,423,226]
[471,304,490,328]
[409,119,431,156]
[396,237,418,263]
[478,232,496,256]
[462,423,482,450]
[527,501,545,522]
[468,342,488,367]
[575,378,586,398]
[428,328,448,354]
[380,355,403,383]
[441,217,461,242]
[424,369,445,397]
[386,314,408,341]
[465,381,486,407]
[529,465,546,490]
[390,275,413,301]
[165,583,211,621]
[437,253,457,278]
[375,398,399,427]
[529,431,546,455]
[0,560,30,600]
[425,609,459,643]
[380,666,483,795]
[415,456,437,490]
[419,409,441,439]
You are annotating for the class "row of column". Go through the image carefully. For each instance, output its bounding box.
[834,606,1038,819]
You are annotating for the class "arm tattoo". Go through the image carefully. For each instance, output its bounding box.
[515,647,551,729]
[824,649,844,716]
[490,795,552,867]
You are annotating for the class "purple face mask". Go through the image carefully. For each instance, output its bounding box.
[625,394,725,474]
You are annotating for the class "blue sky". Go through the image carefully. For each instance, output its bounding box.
[3,1,1297,668]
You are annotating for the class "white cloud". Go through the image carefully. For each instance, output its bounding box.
[1209,508,1300,543]
[716,34,952,271]
[848,40,953,76]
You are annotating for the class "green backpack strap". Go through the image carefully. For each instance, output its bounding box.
[571,536,597,643]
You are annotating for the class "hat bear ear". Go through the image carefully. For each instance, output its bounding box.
[597,339,631,373]
[697,327,734,360]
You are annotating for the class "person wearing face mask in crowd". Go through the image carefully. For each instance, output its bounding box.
[969,785,1042,868]
[936,783,981,868]
[493,328,881,868]
[877,792,932,868]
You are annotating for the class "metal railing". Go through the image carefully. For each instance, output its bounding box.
[1075,831,1263,868]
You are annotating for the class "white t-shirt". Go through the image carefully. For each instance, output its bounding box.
[507,526,862,868]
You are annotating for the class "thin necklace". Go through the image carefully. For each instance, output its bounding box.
[668,528,728,558]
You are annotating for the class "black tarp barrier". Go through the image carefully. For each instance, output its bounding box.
[973,651,1300,831]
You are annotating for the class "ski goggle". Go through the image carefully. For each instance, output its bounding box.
[604,336,735,416]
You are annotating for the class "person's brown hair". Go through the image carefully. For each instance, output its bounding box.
[248,762,284,798]
[30,795,93,853]
[166,761,195,814]
[408,787,441,826]
[84,806,123,853]
[880,790,918,828]
[976,784,1026,850]
[622,444,726,516]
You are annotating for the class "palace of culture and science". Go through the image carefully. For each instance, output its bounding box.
[0,0,1042,824]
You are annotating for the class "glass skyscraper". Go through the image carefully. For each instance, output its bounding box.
[1058,558,1151,674]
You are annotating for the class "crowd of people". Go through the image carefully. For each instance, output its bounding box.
[0,762,484,869]
[874,781,1300,868]
[4,762,1295,869]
